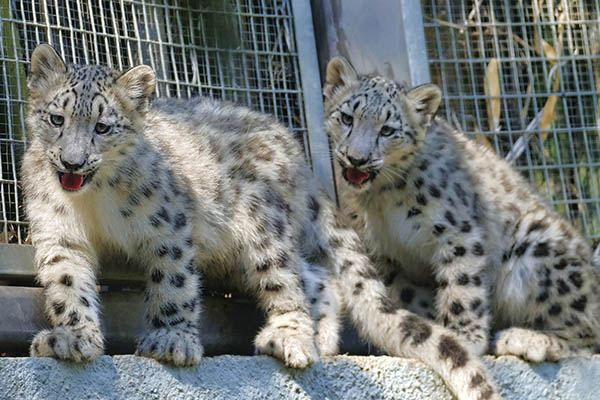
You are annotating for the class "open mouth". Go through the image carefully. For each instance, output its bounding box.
[343,167,376,186]
[57,171,95,191]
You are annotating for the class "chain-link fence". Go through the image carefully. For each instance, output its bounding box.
[0,0,322,245]
[422,0,600,239]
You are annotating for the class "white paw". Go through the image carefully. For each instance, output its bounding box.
[255,313,319,368]
[136,328,203,367]
[30,326,104,362]
[493,327,555,362]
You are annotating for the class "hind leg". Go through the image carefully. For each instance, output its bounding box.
[496,233,600,361]
[493,327,594,362]
[301,262,341,356]
[379,257,436,319]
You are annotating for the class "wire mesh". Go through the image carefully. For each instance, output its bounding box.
[0,0,310,245]
[422,0,600,239]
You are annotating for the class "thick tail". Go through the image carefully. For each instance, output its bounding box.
[307,193,502,400]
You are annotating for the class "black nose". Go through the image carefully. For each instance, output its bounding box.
[347,155,368,167]
[61,157,86,171]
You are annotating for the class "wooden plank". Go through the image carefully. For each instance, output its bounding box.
[0,286,370,356]
[0,244,144,284]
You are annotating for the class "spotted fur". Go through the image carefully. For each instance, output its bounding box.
[23,44,341,368]
[324,56,600,365]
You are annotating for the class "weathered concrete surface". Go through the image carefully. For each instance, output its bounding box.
[1,354,599,399]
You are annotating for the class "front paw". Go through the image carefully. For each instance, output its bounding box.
[136,328,203,367]
[30,326,104,362]
[255,312,319,368]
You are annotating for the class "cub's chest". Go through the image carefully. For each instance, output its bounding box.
[365,197,436,274]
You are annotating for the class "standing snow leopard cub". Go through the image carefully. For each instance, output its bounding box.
[324,56,600,362]
[22,44,341,368]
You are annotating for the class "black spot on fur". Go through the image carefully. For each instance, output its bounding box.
[433,224,446,236]
[47,255,67,265]
[170,273,186,288]
[353,282,363,296]
[470,298,482,311]
[569,271,583,289]
[80,296,90,307]
[453,246,466,257]
[173,213,187,230]
[149,216,161,228]
[170,246,182,260]
[571,295,587,312]
[151,269,164,283]
[161,302,179,316]
[536,291,550,302]
[416,193,428,206]
[533,242,550,257]
[428,185,441,198]
[557,279,570,295]
[157,207,170,223]
[400,287,415,304]
[460,221,471,233]
[407,208,422,218]
[399,315,432,345]
[308,196,320,221]
[527,220,547,235]
[414,177,425,189]
[67,311,80,326]
[472,242,484,256]
[471,275,482,286]
[554,258,568,270]
[457,274,469,285]
[155,245,169,257]
[265,283,283,292]
[514,241,529,257]
[444,211,456,226]
[152,316,166,328]
[438,335,468,368]
[450,301,464,315]
[120,208,133,218]
[60,274,73,286]
[548,304,562,316]
[379,296,397,313]
[53,301,65,315]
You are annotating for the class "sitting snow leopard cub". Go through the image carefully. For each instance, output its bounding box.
[23,44,340,368]
[324,56,600,362]
[23,44,502,400]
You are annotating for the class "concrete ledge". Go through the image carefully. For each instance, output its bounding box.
[1,354,599,399]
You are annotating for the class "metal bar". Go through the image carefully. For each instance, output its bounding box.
[290,0,335,198]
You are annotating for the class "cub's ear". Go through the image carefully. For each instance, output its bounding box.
[28,44,67,91]
[406,84,442,125]
[324,56,358,99]
[116,65,156,113]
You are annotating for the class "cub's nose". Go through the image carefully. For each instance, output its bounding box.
[347,155,368,167]
[61,157,87,171]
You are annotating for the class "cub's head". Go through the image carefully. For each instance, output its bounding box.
[323,56,441,192]
[26,44,156,193]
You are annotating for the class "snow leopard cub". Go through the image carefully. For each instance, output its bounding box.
[22,44,341,368]
[324,56,600,362]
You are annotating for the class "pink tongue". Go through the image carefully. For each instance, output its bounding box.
[61,173,84,191]
[346,168,370,185]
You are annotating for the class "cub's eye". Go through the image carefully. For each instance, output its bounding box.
[95,122,111,135]
[49,114,64,127]
[340,112,353,126]
[380,126,397,137]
